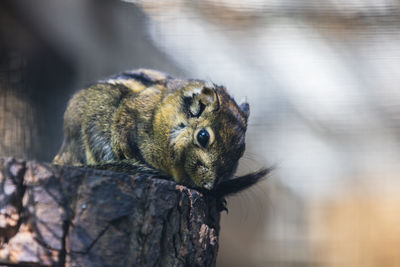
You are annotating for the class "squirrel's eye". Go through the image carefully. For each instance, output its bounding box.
[197,128,210,148]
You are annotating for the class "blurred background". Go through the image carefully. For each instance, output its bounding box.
[1,0,400,266]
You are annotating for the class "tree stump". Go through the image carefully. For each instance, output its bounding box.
[0,158,220,266]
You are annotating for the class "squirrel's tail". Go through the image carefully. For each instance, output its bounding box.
[213,167,273,198]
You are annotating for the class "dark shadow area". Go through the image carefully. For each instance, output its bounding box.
[0,0,184,161]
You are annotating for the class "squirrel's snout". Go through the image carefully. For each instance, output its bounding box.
[203,181,214,190]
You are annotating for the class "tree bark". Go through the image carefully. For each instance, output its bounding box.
[0,158,220,267]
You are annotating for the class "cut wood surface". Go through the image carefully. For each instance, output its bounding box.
[0,158,220,267]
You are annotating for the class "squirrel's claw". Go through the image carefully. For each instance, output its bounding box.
[217,198,228,213]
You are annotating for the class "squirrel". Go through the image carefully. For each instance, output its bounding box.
[54,69,269,197]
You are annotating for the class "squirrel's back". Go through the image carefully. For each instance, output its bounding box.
[54,69,171,165]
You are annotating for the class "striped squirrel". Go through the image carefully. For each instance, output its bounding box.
[54,69,268,197]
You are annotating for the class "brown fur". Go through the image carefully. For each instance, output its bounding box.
[54,69,250,189]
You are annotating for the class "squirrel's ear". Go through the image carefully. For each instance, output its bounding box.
[185,86,219,117]
[239,100,250,120]
[198,87,216,106]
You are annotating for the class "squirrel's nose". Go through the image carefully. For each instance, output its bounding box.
[203,181,213,190]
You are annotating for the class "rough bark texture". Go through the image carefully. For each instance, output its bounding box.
[0,158,220,267]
